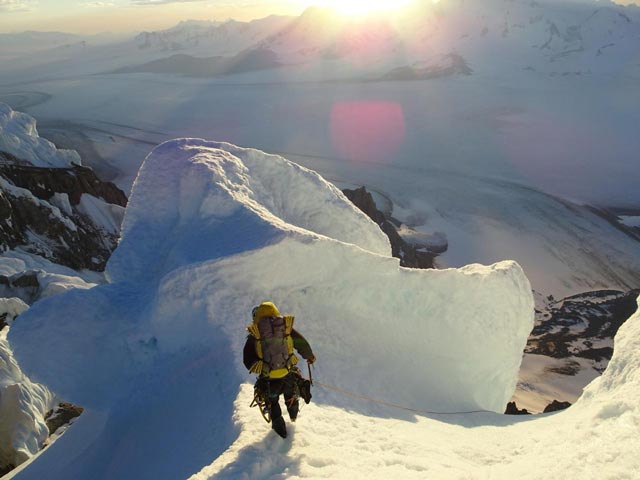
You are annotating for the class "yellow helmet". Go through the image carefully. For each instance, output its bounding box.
[252,302,281,323]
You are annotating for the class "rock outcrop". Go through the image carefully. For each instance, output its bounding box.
[527,289,640,372]
[0,163,127,207]
[0,272,40,305]
[342,186,444,269]
[1,159,127,271]
[543,400,572,413]
[504,401,531,415]
[44,402,84,436]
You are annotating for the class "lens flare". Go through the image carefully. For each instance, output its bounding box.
[330,101,406,164]
[318,0,413,16]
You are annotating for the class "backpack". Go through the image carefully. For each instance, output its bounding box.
[247,315,298,379]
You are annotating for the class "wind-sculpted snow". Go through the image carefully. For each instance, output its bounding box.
[579,297,640,411]
[0,103,80,168]
[107,139,390,284]
[0,299,54,471]
[7,140,536,479]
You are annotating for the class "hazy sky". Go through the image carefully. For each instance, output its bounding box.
[0,0,638,34]
[0,0,307,34]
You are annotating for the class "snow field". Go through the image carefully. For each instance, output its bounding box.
[8,140,534,478]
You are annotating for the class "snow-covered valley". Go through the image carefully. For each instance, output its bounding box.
[2,73,640,298]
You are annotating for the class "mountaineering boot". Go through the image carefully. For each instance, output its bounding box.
[288,407,298,422]
[272,416,287,438]
[299,378,312,404]
[287,398,299,422]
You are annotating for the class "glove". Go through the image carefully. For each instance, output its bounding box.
[308,355,316,365]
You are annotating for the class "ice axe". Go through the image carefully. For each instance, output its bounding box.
[308,361,314,386]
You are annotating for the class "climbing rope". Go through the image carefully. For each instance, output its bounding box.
[251,364,492,418]
[310,367,492,416]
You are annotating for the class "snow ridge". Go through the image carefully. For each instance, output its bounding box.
[8,139,534,479]
[0,103,80,168]
[108,139,390,284]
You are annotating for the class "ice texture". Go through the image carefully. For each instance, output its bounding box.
[0,299,54,471]
[8,140,535,478]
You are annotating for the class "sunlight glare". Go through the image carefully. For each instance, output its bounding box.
[313,0,414,16]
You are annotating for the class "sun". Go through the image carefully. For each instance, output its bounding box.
[314,0,414,16]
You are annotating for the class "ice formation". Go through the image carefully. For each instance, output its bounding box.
[7,140,535,478]
[0,103,80,168]
[0,298,54,471]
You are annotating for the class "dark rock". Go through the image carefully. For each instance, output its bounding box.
[504,401,530,415]
[10,271,39,289]
[44,402,84,435]
[0,162,127,207]
[0,189,25,249]
[545,360,581,376]
[342,186,438,269]
[543,400,572,413]
[0,161,127,271]
[343,186,386,225]
[0,271,41,304]
[0,150,30,166]
[0,463,16,477]
[526,289,640,372]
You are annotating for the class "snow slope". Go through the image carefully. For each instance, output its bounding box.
[7,140,534,479]
[194,295,640,480]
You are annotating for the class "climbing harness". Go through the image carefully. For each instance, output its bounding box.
[250,376,272,423]
[250,367,308,424]
[250,388,272,423]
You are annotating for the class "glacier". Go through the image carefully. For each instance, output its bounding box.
[7,139,541,479]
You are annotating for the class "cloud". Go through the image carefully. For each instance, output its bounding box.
[0,0,34,12]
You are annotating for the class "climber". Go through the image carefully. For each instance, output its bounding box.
[243,301,316,439]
